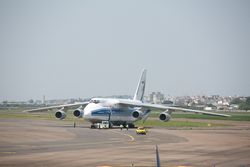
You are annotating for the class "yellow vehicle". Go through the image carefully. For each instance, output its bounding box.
[136,126,147,135]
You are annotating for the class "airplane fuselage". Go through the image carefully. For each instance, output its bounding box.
[83,98,142,126]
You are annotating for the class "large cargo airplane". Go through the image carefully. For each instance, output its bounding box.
[24,69,230,128]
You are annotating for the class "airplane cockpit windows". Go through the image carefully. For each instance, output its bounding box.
[90,99,100,104]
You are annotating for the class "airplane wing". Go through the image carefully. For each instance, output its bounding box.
[117,99,231,117]
[23,102,89,112]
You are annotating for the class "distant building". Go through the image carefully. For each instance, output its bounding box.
[204,107,213,111]
[148,92,165,104]
[162,100,173,105]
[229,104,239,110]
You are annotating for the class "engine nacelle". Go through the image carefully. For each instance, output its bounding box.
[132,110,143,119]
[159,112,171,122]
[55,110,66,120]
[73,108,84,118]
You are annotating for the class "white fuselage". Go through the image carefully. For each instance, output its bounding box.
[82,98,142,125]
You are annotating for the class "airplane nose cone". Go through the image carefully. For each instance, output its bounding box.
[83,105,92,118]
[83,103,103,118]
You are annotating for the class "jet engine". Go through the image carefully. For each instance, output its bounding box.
[73,108,84,118]
[55,110,66,120]
[132,110,143,119]
[159,112,171,122]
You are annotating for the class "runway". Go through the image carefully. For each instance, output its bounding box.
[0,118,250,167]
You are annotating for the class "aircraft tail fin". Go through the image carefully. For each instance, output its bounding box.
[133,69,147,101]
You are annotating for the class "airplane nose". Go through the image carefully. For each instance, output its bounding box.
[83,108,91,116]
[83,103,103,118]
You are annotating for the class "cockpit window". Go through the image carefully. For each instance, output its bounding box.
[90,99,100,104]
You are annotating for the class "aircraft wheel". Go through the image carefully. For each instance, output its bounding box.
[128,123,135,128]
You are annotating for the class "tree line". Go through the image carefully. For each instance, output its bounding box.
[231,97,250,110]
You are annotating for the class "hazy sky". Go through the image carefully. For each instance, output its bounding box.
[1,0,250,101]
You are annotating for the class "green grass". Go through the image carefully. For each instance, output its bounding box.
[0,112,58,120]
[171,113,250,121]
[0,109,85,123]
[135,120,224,127]
[150,111,250,121]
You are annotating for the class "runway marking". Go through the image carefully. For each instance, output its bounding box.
[0,130,135,154]
[110,130,135,142]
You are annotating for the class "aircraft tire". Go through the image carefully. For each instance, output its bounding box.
[128,123,135,128]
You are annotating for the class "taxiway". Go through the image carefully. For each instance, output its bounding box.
[0,118,250,167]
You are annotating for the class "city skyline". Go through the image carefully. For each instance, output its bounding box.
[1,92,247,103]
[1,0,250,101]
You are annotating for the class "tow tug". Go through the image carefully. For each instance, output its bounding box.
[91,121,110,129]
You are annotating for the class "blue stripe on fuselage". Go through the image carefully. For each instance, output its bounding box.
[91,108,135,116]
[91,109,110,116]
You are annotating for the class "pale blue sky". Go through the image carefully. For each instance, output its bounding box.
[1,0,250,101]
